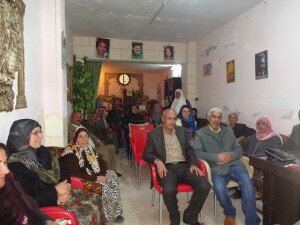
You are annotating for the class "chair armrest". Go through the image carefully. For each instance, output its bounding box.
[196,160,208,178]
[198,159,212,186]
[40,206,78,224]
[150,164,160,188]
[240,156,254,178]
[70,176,84,190]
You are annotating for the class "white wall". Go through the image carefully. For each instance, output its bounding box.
[195,0,300,134]
[0,0,67,146]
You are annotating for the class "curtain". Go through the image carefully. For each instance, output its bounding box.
[86,60,102,107]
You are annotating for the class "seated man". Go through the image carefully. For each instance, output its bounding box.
[227,112,256,142]
[193,107,260,225]
[143,109,210,225]
[283,109,300,152]
[68,111,121,176]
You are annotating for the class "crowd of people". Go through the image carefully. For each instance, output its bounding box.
[1,87,299,225]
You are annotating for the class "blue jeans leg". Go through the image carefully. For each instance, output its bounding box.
[212,173,236,218]
[229,165,261,225]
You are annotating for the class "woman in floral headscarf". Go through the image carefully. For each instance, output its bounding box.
[176,105,197,143]
[61,127,124,224]
[7,119,105,225]
[244,117,282,156]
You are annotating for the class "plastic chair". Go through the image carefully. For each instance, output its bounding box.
[199,156,254,221]
[150,160,207,225]
[129,123,154,189]
[40,176,84,224]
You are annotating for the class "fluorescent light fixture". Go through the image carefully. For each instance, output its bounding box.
[148,0,168,26]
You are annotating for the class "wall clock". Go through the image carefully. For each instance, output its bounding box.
[118,73,130,85]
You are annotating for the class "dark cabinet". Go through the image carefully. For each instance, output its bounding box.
[164,78,181,107]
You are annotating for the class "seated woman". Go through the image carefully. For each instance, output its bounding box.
[244,117,282,156]
[176,105,197,143]
[0,143,58,225]
[151,103,163,127]
[7,119,105,225]
[61,127,124,223]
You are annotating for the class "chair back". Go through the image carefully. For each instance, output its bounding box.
[130,123,154,165]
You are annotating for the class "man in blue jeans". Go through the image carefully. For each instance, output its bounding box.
[193,107,260,225]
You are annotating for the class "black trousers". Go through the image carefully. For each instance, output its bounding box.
[159,163,210,225]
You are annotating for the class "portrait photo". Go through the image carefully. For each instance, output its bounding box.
[164,46,174,60]
[226,60,235,83]
[255,50,268,80]
[132,42,143,60]
[203,63,212,77]
[96,38,110,58]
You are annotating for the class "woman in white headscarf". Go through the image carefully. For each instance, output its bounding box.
[171,89,187,114]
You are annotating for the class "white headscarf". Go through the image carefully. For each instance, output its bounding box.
[171,89,186,114]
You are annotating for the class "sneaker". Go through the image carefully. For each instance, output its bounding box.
[114,215,124,223]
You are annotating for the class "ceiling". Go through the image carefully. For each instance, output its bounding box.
[65,0,264,72]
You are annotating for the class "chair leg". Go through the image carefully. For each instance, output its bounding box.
[151,188,155,206]
[214,193,217,221]
[138,165,141,190]
[186,192,190,203]
[198,210,204,225]
[159,194,163,225]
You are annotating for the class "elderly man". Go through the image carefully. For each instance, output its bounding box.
[143,109,210,225]
[227,113,256,142]
[193,108,260,225]
[68,111,121,177]
[283,109,300,152]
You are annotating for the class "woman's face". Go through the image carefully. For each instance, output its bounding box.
[29,127,43,149]
[97,42,107,55]
[0,149,9,188]
[257,121,268,133]
[166,48,172,57]
[175,91,181,99]
[181,107,190,118]
[155,105,162,114]
[76,131,89,147]
[131,105,138,114]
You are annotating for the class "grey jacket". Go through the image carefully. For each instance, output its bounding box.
[143,126,198,167]
[193,125,244,175]
[283,124,300,152]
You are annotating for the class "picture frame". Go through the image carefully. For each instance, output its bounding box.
[67,63,74,102]
[203,63,212,77]
[255,50,268,80]
[164,46,174,60]
[96,38,110,58]
[132,42,143,60]
[226,60,235,83]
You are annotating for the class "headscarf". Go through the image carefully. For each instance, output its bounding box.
[171,89,187,114]
[178,105,197,136]
[62,127,101,175]
[7,119,60,184]
[255,117,281,142]
[152,103,162,127]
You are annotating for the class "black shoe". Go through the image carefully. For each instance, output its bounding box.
[114,215,124,223]
[115,172,122,177]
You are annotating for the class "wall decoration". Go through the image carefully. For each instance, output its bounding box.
[96,38,110,58]
[61,31,67,69]
[132,42,143,60]
[203,63,212,77]
[164,46,174,60]
[255,50,268,80]
[226,60,235,83]
[66,64,73,102]
[202,44,217,57]
[0,0,27,111]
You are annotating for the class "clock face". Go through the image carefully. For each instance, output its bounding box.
[118,74,130,85]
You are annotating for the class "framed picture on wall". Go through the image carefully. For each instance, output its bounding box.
[164,46,174,60]
[203,63,212,77]
[96,38,110,58]
[132,42,143,60]
[67,64,74,102]
[226,60,235,83]
[255,50,268,80]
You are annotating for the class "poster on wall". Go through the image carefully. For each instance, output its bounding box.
[96,38,110,58]
[226,60,235,83]
[132,42,143,60]
[164,46,174,60]
[255,50,268,80]
[203,63,212,77]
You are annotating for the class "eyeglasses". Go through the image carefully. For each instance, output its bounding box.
[162,116,177,121]
[31,130,43,135]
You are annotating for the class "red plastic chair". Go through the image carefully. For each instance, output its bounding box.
[129,123,154,189]
[150,160,207,225]
[40,176,84,225]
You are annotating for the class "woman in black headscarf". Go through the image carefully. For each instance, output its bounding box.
[7,119,105,225]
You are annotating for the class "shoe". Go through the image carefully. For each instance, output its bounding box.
[115,172,122,177]
[114,215,124,223]
[224,217,235,225]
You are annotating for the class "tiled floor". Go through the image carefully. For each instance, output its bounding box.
[115,148,267,225]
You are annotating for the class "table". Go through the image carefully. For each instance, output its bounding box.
[249,154,300,225]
